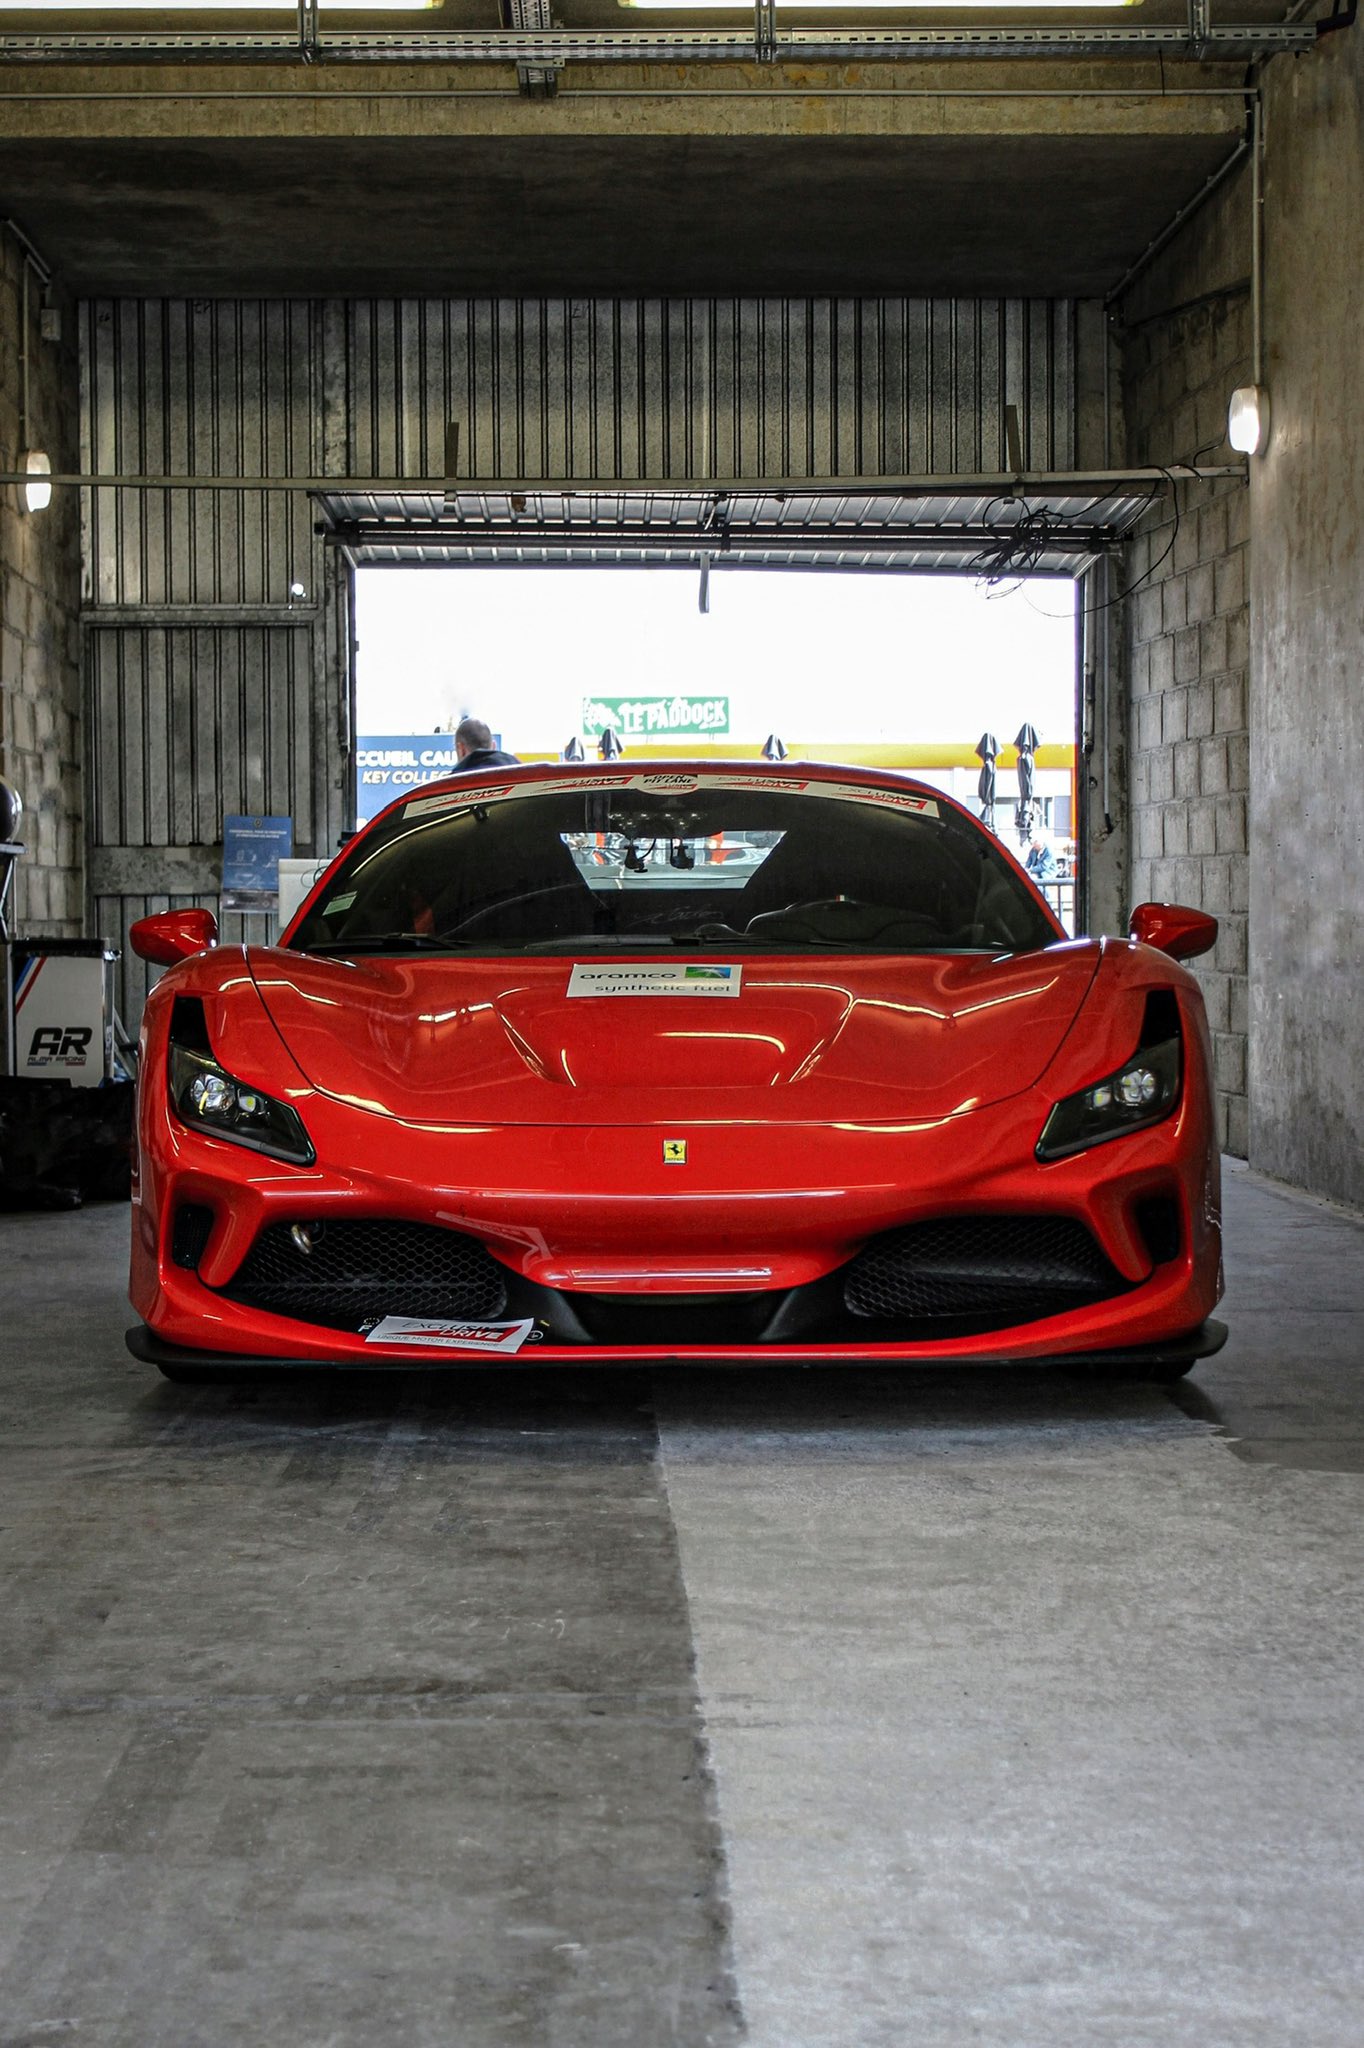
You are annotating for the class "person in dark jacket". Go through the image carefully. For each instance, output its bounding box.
[1024,826,1058,884]
[452,716,520,772]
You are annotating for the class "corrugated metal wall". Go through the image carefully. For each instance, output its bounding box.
[346,297,1076,480]
[82,293,1079,1021]
[83,299,351,1023]
[84,300,320,607]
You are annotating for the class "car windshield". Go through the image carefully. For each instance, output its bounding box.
[288,777,1057,957]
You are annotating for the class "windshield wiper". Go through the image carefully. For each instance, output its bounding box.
[668,926,992,954]
[666,926,835,949]
[299,932,478,956]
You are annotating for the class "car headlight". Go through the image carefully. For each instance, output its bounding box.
[1036,1035,1181,1161]
[168,1045,315,1164]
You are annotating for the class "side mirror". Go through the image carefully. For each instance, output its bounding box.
[129,907,219,966]
[1129,901,1218,961]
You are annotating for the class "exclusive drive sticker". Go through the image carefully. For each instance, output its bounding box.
[365,1316,535,1354]
[847,788,940,816]
[403,785,516,819]
[567,962,743,998]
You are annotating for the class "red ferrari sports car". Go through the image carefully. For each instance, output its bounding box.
[127,759,1225,1379]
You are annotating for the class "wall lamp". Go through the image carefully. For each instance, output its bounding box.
[1229,102,1271,458]
[1227,384,1270,456]
[6,219,54,514]
[21,451,52,513]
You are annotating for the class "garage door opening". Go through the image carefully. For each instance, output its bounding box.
[354,565,1081,927]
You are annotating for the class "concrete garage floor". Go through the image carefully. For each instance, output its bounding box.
[1,1165,1362,2047]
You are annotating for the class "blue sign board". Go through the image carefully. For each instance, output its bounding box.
[222,814,293,911]
[356,736,469,824]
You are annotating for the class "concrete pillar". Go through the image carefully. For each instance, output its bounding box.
[0,229,83,935]
[1249,29,1364,1204]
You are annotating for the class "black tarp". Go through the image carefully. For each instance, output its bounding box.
[0,1078,134,1209]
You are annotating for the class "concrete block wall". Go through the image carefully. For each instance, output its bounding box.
[1117,174,1252,1157]
[0,230,82,935]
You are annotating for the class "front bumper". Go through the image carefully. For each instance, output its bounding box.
[131,1063,1222,1366]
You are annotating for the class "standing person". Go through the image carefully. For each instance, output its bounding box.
[452,717,520,772]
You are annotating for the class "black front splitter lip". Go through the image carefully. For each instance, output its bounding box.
[126,1318,1229,1374]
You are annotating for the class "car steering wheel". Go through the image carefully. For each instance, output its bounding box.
[746,896,937,944]
[440,882,595,938]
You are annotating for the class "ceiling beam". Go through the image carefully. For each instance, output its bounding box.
[0,21,1319,63]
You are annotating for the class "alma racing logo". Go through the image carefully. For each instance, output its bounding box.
[28,1024,93,1068]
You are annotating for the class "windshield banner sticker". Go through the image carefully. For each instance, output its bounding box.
[567,963,743,999]
[365,1316,536,1354]
[402,772,937,820]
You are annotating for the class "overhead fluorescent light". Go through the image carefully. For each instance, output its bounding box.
[0,2,439,11]
[621,0,1137,9]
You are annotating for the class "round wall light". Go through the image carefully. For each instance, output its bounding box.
[1227,385,1270,456]
[22,449,52,513]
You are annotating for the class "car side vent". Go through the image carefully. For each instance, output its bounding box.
[171,1203,215,1271]
[170,995,213,1054]
[1139,988,1181,1048]
[1135,1196,1182,1266]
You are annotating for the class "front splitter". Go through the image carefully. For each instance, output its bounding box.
[127,1319,1229,1375]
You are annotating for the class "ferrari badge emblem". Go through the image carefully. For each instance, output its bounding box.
[663,1138,688,1165]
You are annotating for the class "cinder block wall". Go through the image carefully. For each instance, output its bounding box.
[1117,175,1252,1157]
[0,231,82,935]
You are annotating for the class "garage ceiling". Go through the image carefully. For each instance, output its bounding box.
[0,3,1299,301]
[0,128,1247,299]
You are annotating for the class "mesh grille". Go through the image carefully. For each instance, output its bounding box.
[171,1203,214,1271]
[1135,1196,1181,1266]
[844,1214,1127,1326]
[221,1219,508,1332]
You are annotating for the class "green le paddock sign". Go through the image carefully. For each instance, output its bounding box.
[583,694,731,741]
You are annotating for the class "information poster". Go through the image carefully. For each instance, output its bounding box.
[222,814,293,912]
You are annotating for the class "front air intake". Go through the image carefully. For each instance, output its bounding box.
[843,1214,1129,1327]
[171,1202,215,1271]
[220,1219,509,1333]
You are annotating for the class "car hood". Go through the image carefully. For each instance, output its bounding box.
[248,943,1100,1126]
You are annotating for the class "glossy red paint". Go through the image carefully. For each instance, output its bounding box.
[130,906,219,966]
[129,761,1223,1370]
[1128,900,1219,961]
[247,944,1102,1124]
